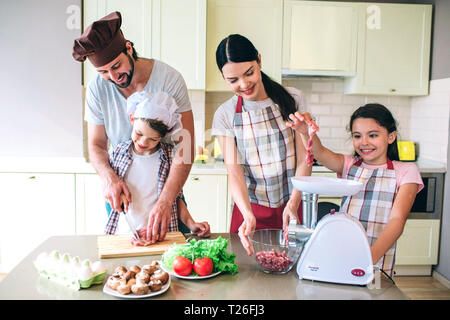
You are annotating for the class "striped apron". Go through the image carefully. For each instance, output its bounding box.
[230,95,301,232]
[340,158,397,277]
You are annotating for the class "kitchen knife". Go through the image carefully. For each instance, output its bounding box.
[121,205,142,244]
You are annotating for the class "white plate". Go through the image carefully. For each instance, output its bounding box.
[160,263,221,280]
[103,273,171,299]
[291,176,363,196]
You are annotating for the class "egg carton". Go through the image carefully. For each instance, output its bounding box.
[33,250,107,290]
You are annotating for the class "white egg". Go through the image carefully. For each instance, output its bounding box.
[56,260,67,276]
[82,259,91,268]
[91,261,106,274]
[49,250,60,260]
[78,265,93,281]
[62,253,71,263]
[71,256,80,265]
[59,253,70,273]
[71,262,82,278]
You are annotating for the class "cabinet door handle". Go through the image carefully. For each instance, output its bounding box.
[29,176,36,180]
[191,177,200,181]
[390,88,396,92]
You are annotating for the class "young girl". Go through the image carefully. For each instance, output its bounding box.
[211,34,311,255]
[105,91,210,244]
[287,103,423,277]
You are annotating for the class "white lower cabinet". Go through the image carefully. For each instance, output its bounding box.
[395,219,440,265]
[182,174,229,233]
[394,219,440,275]
[0,173,76,273]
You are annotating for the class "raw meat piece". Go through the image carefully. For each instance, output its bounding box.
[130,228,152,246]
[306,120,319,166]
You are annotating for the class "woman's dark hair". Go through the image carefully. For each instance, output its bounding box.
[136,118,170,137]
[348,103,399,161]
[216,34,296,121]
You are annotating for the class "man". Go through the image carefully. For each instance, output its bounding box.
[73,11,194,243]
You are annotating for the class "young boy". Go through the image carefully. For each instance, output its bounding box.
[104,91,210,245]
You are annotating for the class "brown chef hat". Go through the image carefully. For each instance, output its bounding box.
[72,11,127,67]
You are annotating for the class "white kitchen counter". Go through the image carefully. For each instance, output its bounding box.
[414,158,447,173]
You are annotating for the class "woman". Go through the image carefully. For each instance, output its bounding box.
[211,34,311,255]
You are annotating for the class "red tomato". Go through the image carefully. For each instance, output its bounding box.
[193,257,214,276]
[172,256,193,276]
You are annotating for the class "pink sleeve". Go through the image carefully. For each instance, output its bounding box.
[393,161,424,193]
[337,155,357,178]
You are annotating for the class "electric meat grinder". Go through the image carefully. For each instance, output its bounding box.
[288,176,374,286]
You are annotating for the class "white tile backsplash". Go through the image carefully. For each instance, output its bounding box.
[201,77,450,164]
[409,78,450,163]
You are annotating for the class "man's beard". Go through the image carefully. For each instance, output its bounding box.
[110,53,135,89]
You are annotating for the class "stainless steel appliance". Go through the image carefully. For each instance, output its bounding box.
[409,172,444,220]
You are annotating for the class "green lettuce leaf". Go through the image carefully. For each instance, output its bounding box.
[162,236,238,275]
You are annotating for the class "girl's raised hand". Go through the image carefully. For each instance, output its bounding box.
[286,112,312,135]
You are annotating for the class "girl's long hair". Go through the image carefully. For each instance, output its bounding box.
[348,103,400,161]
[216,34,296,121]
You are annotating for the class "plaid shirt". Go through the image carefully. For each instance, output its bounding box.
[104,139,180,234]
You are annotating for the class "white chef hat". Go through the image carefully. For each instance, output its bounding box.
[126,91,182,136]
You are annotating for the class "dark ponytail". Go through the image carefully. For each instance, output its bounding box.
[348,103,400,161]
[216,34,296,121]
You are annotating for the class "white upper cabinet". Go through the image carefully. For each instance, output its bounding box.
[344,3,432,96]
[82,0,206,90]
[282,0,358,77]
[151,0,206,90]
[206,0,283,91]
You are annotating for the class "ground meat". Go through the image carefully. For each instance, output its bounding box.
[306,120,319,166]
[255,249,293,272]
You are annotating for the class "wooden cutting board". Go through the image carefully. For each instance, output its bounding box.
[97,232,186,258]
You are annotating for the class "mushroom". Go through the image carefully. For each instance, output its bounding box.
[142,264,158,275]
[114,266,127,276]
[148,280,162,292]
[151,270,169,285]
[123,270,135,281]
[127,278,136,287]
[131,283,149,295]
[116,283,131,295]
[129,265,141,274]
[136,271,150,284]
[107,275,121,290]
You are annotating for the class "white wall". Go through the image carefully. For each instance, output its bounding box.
[410,79,450,163]
[0,0,83,158]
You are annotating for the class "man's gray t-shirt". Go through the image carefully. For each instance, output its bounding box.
[84,59,191,150]
[211,87,308,137]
